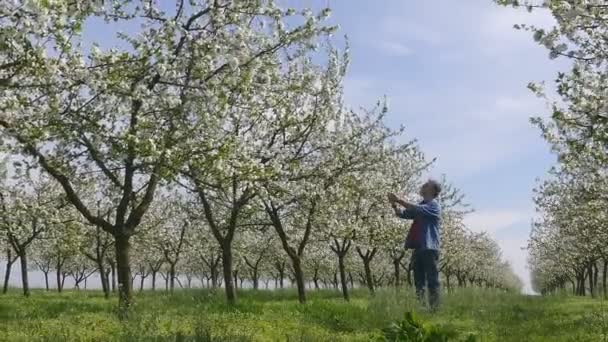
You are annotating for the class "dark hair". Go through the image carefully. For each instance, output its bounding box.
[426,179,442,198]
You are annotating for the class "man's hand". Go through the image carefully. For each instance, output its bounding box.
[388,192,415,210]
[387,193,400,203]
[391,203,401,217]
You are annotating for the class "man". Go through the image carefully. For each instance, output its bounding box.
[388,180,442,310]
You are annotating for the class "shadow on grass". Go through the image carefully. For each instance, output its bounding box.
[294,300,371,333]
[117,324,255,342]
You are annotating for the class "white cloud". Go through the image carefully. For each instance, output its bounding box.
[344,74,548,179]
[476,5,556,57]
[464,209,530,234]
[464,97,549,170]
[402,90,547,179]
[372,0,556,61]
[378,41,413,57]
[380,17,443,46]
[495,95,533,112]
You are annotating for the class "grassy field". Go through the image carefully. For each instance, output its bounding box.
[0,288,607,341]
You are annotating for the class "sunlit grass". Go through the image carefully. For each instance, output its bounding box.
[0,287,605,341]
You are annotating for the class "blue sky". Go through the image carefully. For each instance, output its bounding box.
[3,1,566,292]
[323,0,567,292]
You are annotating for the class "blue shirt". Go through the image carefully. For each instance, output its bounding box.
[398,199,442,251]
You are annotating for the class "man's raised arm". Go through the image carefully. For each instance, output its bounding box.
[388,193,440,219]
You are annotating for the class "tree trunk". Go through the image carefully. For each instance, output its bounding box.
[19,250,30,297]
[363,258,374,294]
[338,253,349,301]
[576,272,585,296]
[580,270,587,297]
[603,259,607,299]
[43,271,49,291]
[406,263,413,287]
[222,247,236,305]
[169,263,176,293]
[151,271,157,291]
[3,255,16,294]
[581,271,587,296]
[593,262,599,296]
[446,273,451,293]
[313,268,320,290]
[115,235,133,319]
[109,259,116,292]
[103,271,110,297]
[140,275,145,291]
[291,256,306,304]
[98,262,109,299]
[333,271,338,289]
[393,259,401,288]
[252,269,259,290]
[99,270,110,299]
[356,248,377,294]
[211,265,219,288]
[105,268,111,290]
[56,265,63,293]
[589,263,595,297]
[207,266,219,289]
[274,262,285,289]
[571,279,576,295]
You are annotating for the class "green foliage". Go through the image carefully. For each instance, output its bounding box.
[377,312,475,342]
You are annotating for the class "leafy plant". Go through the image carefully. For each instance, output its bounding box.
[377,312,477,342]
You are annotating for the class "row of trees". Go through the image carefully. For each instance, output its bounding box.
[0,1,520,317]
[495,1,608,296]
[1,172,522,299]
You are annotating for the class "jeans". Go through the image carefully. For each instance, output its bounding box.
[412,249,440,309]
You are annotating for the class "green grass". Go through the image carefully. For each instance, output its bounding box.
[0,288,606,341]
